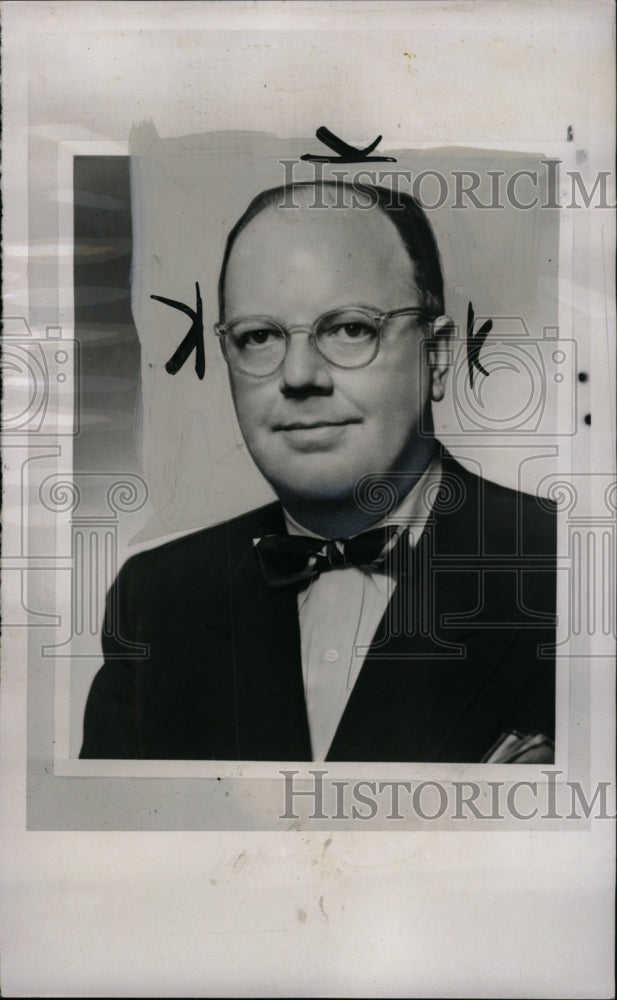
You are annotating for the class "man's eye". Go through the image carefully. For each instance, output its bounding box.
[237,328,280,348]
[328,321,375,340]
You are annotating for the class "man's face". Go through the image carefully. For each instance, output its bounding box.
[223,196,438,508]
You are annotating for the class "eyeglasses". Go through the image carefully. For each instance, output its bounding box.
[214,305,431,377]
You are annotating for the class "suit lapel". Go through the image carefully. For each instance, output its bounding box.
[207,505,312,760]
[327,455,519,761]
[196,454,531,762]
[327,617,519,761]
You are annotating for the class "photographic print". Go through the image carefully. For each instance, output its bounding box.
[75,135,564,770]
[1,2,614,996]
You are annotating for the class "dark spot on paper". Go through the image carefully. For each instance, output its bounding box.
[233,850,249,872]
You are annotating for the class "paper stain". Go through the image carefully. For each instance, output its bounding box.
[297,907,307,923]
[232,850,249,873]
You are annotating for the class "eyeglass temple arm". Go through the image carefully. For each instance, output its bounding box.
[383,306,431,320]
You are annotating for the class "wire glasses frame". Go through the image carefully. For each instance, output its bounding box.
[214,305,432,377]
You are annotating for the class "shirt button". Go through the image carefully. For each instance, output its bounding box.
[325,649,338,663]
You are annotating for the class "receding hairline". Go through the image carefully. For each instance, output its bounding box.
[223,189,419,265]
[218,180,445,320]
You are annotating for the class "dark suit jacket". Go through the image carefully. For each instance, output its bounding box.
[81,451,556,762]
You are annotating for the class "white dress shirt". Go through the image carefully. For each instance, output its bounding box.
[283,453,442,760]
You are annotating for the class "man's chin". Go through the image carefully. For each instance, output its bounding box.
[271,475,360,508]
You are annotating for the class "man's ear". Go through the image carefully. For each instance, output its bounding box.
[427,315,453,403]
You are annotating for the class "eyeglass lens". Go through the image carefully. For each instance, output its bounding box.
[224,308,380,375]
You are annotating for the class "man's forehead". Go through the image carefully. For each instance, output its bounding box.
[223,200,419,318]
[227,195,413,271]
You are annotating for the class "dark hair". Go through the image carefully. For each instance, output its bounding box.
[217,180,445,322]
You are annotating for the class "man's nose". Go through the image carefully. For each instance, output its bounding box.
[279,329,333,393]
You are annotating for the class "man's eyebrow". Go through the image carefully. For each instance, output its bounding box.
[151,282,205,380]
[222,304,389,324]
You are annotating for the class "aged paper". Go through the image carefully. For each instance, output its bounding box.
[1,1,615,995]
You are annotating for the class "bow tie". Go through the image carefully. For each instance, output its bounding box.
[254,525,401,588]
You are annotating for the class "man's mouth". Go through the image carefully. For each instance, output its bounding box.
[273,419,362,432]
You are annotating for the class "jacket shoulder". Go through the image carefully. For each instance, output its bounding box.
[439,450,557,555]
[116,501,283,587]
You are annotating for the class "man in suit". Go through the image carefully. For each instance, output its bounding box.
[81,180,556,762]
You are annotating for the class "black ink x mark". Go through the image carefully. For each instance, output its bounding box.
[301,125,397,163]
[151,281,205,380]
[467,302,492,388]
